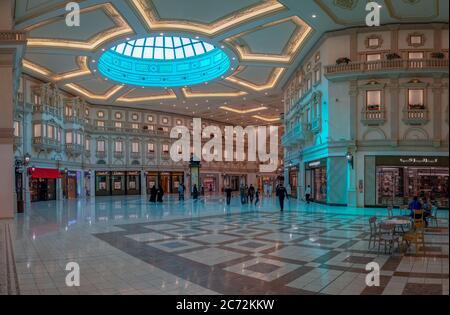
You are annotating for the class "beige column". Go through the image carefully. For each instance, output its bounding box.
[432,77,443,144]
[349,80,358,141]
[0,52,15,219]
[389,78,400,143]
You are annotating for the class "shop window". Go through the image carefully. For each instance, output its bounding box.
[366,53,381,62]
[366,90,382,111]
[13,121,20,137]
[66,131,73,144]
[115,141,123,153]
[132,142,139,153]
[408,89,425,110]
[147,143,155,153]
[33,124,41,137]
[97,140,105,152]
[408,52,424,60]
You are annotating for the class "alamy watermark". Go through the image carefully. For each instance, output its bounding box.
[170,118,279,173]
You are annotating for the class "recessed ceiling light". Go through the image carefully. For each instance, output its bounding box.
[221,45,225,49]
[312,14,317,18]
[159,33,164,36]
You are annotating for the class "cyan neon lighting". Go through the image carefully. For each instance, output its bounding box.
[98,36,230,87]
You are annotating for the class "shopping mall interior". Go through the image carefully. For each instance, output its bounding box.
[0,0,448,296]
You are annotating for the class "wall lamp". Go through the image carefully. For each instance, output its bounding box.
[346,151,354,169]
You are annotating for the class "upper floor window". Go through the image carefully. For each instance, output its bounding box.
[65,106,73,117]
[147,115,154,122]
[97,111,105,118]
[66,131,73,144]
[147,143,155,153]
[114,141,123,153]
[408,89,425,110]
[307,78,312,91]
[85,138,90,151]
[366,53,381,62]
[131,113,139,121]
[314,68,321,83]
[97,121,105,127]
[162,144,169,154]
[97,140,105,152]
[115,112,122,120]
[176,119,182,125]
[162,117,169,124]
[366,90,382,111]
[131,142,139,153]
[34,94,41,105]
[76,133,82,145]
[47,125,55,139]
[33,124,41,137]
[114,122,122,128]
[408,52,424,60]
[13,121,20,137]
[132,123,139,129]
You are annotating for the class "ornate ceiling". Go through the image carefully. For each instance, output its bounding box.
[15,0,449,125]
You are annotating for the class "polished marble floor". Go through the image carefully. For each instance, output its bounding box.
[2,194,449,295]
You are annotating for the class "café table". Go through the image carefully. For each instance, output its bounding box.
[381,217,411,235]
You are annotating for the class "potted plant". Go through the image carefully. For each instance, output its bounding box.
[431,52,445,59]
[336,57,351,65]
[386,52,401,60]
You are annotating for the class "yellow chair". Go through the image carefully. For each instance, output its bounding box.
[402,210,426,254]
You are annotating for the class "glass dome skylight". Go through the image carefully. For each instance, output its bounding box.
[111,36,216,60]
[97,35,231,87]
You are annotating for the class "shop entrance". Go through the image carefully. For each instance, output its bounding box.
[305,159,327,204]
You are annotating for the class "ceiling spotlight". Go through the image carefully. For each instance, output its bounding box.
[92,60,96,63]
[126,37,130,41]
[312,14,317,18]
[221,45,225,49]
[159,33,164,36]
[195,36,199,39]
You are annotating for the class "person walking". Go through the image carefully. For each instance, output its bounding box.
[192,184,199,200]
[225,185,232,206]
[156,186,164,203]
[149,185,157,203]
[178,183,185,201]
[276,183,289,212]
[255,188,260,206]
[240,184,246,204]
[248,184,255,203]
[305,185,312,204]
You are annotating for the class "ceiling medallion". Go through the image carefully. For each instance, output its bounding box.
[95,35,235,87]
[333,0,358,10]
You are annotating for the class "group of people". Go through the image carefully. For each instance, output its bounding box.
[236,184,260,206]
[408,196,435,227]
[149,185,164,203]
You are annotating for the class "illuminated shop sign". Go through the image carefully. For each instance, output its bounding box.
[376,156,449,167]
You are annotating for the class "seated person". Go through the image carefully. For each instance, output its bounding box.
[408,196,422,218]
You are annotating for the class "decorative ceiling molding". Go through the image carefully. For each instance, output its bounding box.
[25,3,134,51]
[220,105,267,114]
[64,83,124,101]
[128,0,285,36]
[116,88,177,103]
[385,0,440,21]
[225,67,285,91]
[23,56,91,82]
[181,87,247,99]
[225,16,313,64]
[252,115,280,122]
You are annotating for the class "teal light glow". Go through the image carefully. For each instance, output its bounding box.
[97,36,231,87]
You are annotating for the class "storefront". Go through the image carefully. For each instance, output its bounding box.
[305,159,327,204]
[62,170,78,199]
[201,173,219,193]
[171,172,184,193]
[224,175,244,191]
[126,171,141,195]
[95,171,110,196]
[159,172,171,193]
[370,156,449,208]
[111,171,126,195]
[29,168,60,202]
[145,171,184,194]
[288,167,299,199]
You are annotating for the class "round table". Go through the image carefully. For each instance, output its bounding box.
[382,218,411,234]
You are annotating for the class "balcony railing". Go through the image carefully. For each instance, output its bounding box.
[325,59,448,78]
[32,137,60,150]
[282,122,309,147]
[361,108,386,126]
[146,152,156,159]
[402,108,429,125]
[130,152,141,159]
[33,104,62,117]
[65,143,83,156]
[113,151,124,159]
[64,115,85,124]
[96,151,106,159]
